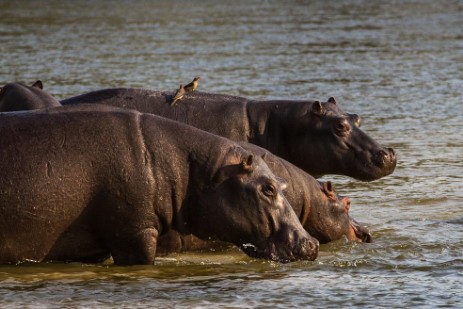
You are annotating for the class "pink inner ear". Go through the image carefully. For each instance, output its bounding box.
[326,181,333,192]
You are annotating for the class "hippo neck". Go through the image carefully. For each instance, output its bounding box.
[140,114,234,235]
[246,100,314,158]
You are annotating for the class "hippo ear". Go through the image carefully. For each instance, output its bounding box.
[240,155,254,173]
[32,80,43,89]
[327,97,337,105]
[311,101,323,115]
[325,181,333,192]
[322,181,334,195]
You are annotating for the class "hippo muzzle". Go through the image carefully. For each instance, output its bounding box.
[240,226,319,262]
[373,147,396,170]
[349,218,373,243]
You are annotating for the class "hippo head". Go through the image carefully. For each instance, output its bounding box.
[302,181,372,244]
[0,80,61,112]
[195,149,319,262]
[282,97,396,181]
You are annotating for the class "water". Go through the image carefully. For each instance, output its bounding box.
[1,0,462,307]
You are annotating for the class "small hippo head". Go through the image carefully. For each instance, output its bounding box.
[0,80,61,112]
[302,181,372,244]
[282,97,397,181]
[195,149,319,262]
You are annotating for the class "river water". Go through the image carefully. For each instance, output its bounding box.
[1,0,462,308]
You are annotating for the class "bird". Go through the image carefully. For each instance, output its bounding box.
[170,84,185,106]
[184,76,200,92]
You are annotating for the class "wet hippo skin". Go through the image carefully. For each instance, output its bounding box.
[0,107,319,264]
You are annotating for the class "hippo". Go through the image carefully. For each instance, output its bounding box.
[0,107,319,264]
[156,143,372,256]
[61,89,397,181]
[0,80,61,112]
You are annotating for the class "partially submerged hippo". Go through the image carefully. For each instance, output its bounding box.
[62,89,397,181]
[0,107,319,264]
[156,143,372,256]
[0,80,61,112]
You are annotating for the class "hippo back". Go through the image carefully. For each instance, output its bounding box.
[62,88,251,141]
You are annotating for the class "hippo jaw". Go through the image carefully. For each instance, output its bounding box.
[239,227,319,262]
[348,218,373,243]
[346,143,397,182]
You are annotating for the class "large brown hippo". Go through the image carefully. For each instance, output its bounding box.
[0,80,61,112]
[156,143,372,256]
[0,107,319,264]
[61,89,397,181]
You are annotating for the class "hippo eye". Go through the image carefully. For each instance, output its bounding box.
[334,119,351,136]
[262,184,276,197]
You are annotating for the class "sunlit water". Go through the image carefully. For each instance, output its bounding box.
[1,0,462,308]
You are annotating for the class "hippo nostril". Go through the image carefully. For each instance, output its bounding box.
[373,149,389,167]
[379,150,388,159]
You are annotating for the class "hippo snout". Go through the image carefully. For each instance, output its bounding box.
[349,218,373,243]
[241,227,319,262]
[288,231,319,262]
[372,147,396,168]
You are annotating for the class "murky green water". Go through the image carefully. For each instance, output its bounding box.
[1,0,462,307]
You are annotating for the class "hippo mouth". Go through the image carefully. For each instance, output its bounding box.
[352,146,397,181]
[239,230,319,263]
[349,218,373,243]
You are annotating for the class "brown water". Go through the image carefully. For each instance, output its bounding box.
[1,0,462,308]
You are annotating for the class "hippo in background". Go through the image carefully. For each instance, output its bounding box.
[0,106,319,264]
[61,88,397,181]
[156,142,372,256]
[0,80,61,112]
